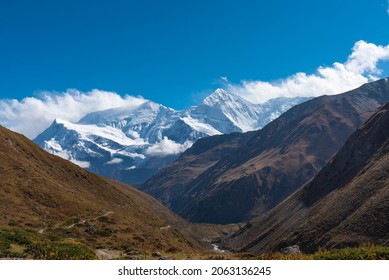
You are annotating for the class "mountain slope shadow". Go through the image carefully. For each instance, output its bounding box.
[224,102,389,253]
[142,78,389,224]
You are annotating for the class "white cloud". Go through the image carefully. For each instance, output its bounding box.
[220,76,229,82]
[226,41,389,104]
[1,41,388,140]
[106,158,124,165]
[70,159,91,168]
[146,137,193,157]
[0,89,146,139]
[387,0,389,15]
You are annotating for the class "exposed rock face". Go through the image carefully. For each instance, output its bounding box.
[141,78,389,224]
[224,102,389,253]
[280,245,301,254]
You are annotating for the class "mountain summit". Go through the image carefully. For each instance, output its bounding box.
[34,90,307,185]
[195,89,268,132]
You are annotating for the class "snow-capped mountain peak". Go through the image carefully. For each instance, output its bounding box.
[34,89,310,185]
[78,100,161,125]
[194,92,257,132]
[202,88,232,106]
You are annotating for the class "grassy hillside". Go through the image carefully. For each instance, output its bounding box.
[0,125,208,259]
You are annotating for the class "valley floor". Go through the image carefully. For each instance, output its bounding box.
[1,227,388,260]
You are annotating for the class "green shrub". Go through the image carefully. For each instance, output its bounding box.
[0,236,11,256]
[94,228,113,237]
[0,228,33,245]
[1,228,97,260]
[26,242,97,260]
[97,216,115,224]
[253,244,389,260]
[61,218,80,228]
[3,229,32,245]
[313,245,389,260]
[0,229,33,258]
[133,236,145,243]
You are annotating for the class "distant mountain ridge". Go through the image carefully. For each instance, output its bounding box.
[34,89,307,184]
[141,78,389,224]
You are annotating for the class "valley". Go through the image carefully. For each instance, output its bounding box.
[142,78,389,224]
[0,79,388,259]
[0,124,239,259]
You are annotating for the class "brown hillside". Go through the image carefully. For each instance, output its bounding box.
[224,102,389,253]
[0,125,203,259]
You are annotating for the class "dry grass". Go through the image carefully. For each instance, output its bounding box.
[0,126,205,259]
[236,244,389,260]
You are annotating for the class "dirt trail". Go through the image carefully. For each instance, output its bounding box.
[95,249,122,260]
[65,211,113,229]
[159,225,171,230]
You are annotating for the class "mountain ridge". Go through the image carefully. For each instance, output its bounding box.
[34,90,307,185]
[141,78,389,224]
[224,101,389,253]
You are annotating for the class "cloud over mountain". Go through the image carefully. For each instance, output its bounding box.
[1,41,388,139]
[226,41,389,103]
[0,89,145,138]
[146,137,193,157]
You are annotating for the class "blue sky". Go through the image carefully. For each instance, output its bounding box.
[1,0,389,109]
[1,0,389,138]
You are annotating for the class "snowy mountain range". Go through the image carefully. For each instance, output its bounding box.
[34,89,309,185]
